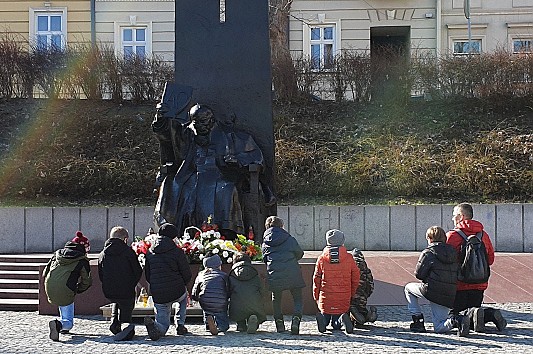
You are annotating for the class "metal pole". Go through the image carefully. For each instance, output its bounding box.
[464,0,471,54]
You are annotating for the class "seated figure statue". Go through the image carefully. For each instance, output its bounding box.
[152,96,268,238]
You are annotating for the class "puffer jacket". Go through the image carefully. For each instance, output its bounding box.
[191,268,229,314]
[145,236,192,304]
[261,227,306,291]
[415,242,458,308]
[43,247,92,306]
[313,246,360,314]
[228,260,267,323]
[98,237,142,300]
[446,219,495,291]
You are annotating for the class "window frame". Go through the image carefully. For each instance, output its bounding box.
[29,7,68,51]
[303,19,341,71]
[451,39,482,55]
[114,19,152,59]
[511,38,533,54]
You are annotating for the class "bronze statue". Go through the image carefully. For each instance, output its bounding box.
[152,83,272,239]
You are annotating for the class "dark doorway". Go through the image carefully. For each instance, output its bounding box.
[370,26,410,102]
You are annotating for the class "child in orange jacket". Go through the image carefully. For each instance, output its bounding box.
[313,229,360,334]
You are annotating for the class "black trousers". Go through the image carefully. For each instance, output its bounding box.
[110,297,135,323]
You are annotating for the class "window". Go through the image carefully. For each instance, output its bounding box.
[453,40,481,55]
[114,19,151,60]
[309,25,336,69]
[513,39,532,54]
[29,8,67,51]
[122,27,146,59]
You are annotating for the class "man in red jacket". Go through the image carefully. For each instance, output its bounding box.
[446,203,507,332]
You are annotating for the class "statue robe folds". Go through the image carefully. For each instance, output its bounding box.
[154,119,264,237]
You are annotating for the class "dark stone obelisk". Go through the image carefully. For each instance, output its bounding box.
[174,0,275,238]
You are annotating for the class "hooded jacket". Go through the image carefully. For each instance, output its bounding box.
[98,237,143,300]
[43,243,92,306]
[228,260,267,323]
[415,242,458,308]
[191,268,229,314]
[261,227,306,291]
[145,235,192,304]
[446,219,495,291]
[313,246,360,314]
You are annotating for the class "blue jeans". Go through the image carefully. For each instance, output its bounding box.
[271,288,303,321]
[203,311,230,332]
[321,313,343,330]
[404,282,453,333]
[153,291,188,335]
[58,302,74,331]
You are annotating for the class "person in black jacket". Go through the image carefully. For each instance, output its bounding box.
[228,253,267,334]
[404,226,469,336]
[143,223,192,340]
[261,216,305,335]
[98,226,142,341]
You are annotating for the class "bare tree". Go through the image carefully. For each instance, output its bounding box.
[269,0,299,102]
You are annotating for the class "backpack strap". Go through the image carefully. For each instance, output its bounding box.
[455,229,484,241]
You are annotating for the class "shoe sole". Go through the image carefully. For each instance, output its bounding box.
[342,313,354,334]
[493,310,507,331]
[114,324,135,341]
[316,313,326,333]
[144,317,161,341]
[350,308,367,325]
[49,320,60,342]
[247,315,258,334]
[473,309,485,332]
[207,315,218,335]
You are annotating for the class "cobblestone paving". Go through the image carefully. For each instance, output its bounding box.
[1,303,531,354]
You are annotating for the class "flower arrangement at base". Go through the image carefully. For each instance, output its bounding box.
[131,231,156,268]
[176,216,262,264]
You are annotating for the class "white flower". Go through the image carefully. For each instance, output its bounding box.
[222,251,229,258]
[199,254,205,260]
[212,248,219,254]
[227,257,233,263]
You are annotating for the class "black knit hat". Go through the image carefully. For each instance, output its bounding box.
[158,223,180,239]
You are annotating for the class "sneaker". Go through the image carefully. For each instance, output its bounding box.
[471,308,485,332]
[247,315,258,334]
[290,316,301,335]
[367,306,378,323]
[110,318,121,335]
[457,315,470,337]
[492,309,507,331]
[275,319,285,333]
[316,313,327,333]
[342,312,354,334]
[350,307,367,325]
[114,324,135,341]
[206,315,218,335]
[409,314,426,333]
[144,317,161,341]
[49,319,61,342]
[176,324,188,335]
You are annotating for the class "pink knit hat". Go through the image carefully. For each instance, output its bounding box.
[72,231,91,253]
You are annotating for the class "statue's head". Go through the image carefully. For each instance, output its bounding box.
[189,103,215,136]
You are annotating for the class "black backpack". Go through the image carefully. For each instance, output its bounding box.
[455,229,490,284]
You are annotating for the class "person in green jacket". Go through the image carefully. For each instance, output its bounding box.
[43,236,92,342]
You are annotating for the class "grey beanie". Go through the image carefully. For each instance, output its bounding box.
[326,229,345,247]
[203,254,222,269]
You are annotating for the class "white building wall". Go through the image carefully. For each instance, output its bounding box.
[95,0,175,63]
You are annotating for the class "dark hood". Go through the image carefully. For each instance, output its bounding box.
[150,235,178,254]
[428,242,457,264]
[262,227,290,247]
[230,260,258,281]
[102,237,130,256]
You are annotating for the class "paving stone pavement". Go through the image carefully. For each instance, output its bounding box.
[0,303,531,354]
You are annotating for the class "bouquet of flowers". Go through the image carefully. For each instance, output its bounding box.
[176,216,262,264]
[131,231,156,267]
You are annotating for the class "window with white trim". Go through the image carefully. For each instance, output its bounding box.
[453,39,481,55]
[30,8,67,51]
[513,39,532,54]
[309,25,336,70]
[121,27,147,59]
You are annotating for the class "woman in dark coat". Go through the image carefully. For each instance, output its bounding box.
[228,253,266,333]
[261,216,305,334]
